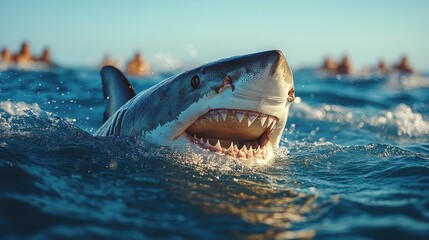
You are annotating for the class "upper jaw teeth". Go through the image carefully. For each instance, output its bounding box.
[247,112,258,127]
[200,109,279,130]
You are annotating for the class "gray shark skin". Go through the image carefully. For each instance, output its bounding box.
[95,50,295,160]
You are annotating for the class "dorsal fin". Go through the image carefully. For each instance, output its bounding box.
[100,66,136,123]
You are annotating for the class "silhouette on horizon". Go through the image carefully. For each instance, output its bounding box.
[320,54,417,76]
[337,55,352,75]
[1,41,57,69]
[393,55,414,74]
[126,52,150,76]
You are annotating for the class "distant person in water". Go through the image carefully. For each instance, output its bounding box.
[393,56,414,74]
[322,57,337,73]
[377,59,389,74]
[37,48,51,64]
[337,55,352,74]
[127,52,150,76]
[1,47,12,63]
[14,41,33,64]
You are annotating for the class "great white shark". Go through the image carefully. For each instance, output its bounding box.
[94,50,295,160]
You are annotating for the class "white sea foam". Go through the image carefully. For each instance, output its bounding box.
[292,101,429,138]
[292,101,352,124]
[0,101,55,132]
[0,101,42,117]
[368,104,429,137]
[385,74,429,90]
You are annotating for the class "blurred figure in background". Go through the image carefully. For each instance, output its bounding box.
[127,52,150,76]
[38,48,51,64]
[322,57,337,73]
[377,59,389,74]
[393,55,414,74]
[337,55,352,74]
[1,42,57,69]
[14,41,33,64]
[1,47,12,63]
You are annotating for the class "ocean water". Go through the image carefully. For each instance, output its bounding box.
[0,66,428,239]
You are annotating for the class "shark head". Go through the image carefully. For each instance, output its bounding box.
[96,50,295,160]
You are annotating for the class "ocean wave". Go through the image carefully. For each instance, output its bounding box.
[292,99,429,139]
[2,66,429,239]
[385,74,429,90]
[0,101,277,175]
[0,101,42,117]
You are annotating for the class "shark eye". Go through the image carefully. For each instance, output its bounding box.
[191,75,200,88]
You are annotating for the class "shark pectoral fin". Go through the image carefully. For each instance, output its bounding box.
[100,66,136,123]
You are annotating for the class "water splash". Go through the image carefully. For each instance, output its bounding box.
[0,101,42,116]
[1,68,429,239]
[292,101,429,139]
[368,104,429,137]
[385,74,429,90]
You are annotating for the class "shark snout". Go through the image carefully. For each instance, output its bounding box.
[258,50,284,70]
[229,50,293,102]
[264,50,293,83]
[246,50,289,78]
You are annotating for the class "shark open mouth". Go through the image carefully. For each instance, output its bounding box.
[185,109,279,159]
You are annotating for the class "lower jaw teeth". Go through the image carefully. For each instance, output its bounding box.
[191,136,269,159]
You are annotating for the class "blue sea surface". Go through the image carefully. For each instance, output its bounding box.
[0,66,428,239]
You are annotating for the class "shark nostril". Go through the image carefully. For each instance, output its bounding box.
[224,76,235,92]
[212,76,235,94]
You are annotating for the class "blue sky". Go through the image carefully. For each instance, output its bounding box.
[1,0,428,71]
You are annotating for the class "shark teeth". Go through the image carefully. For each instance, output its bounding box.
[270,119,277,130]
[266,117,274,128]
[220,112,227,121]
[260,115,268,127]
[240,145,248,154]
[247,113,258,127]
[215,140,222,151]
[191,135,270,159]
[236,112,244,123]
[188,109,279,159]
[211,112,219,122]
[199,109,279,129]
[227,142,234,151]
